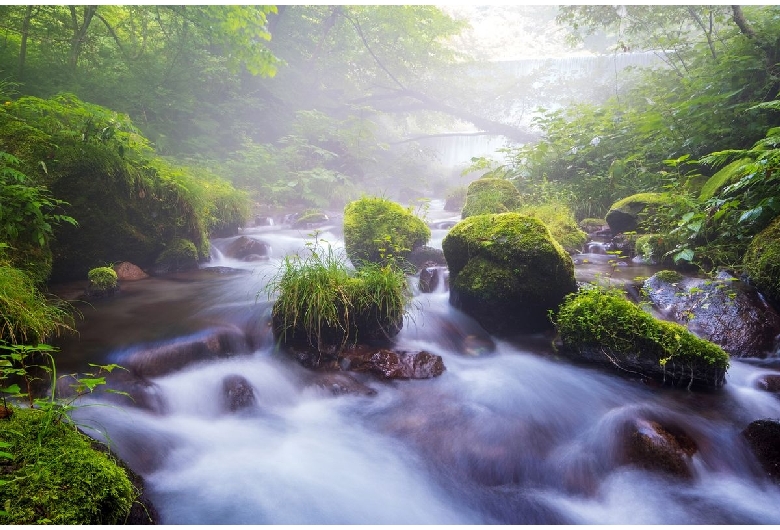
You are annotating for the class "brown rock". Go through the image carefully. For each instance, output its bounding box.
[742,419,780,482]
[340,346,445,379]
[114,261,149,281]
[224,236,271,260]
[222,374,256,412]
[305,372,377,396]
[755,374,780,393]
[623,418,698,478]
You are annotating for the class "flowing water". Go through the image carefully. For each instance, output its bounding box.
[54,203,780,524]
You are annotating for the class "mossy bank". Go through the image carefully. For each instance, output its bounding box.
[0,407,137,524]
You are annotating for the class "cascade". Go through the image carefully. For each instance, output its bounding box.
[52,201,780,524]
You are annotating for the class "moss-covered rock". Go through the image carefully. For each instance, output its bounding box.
[154,238,199,272]
[87,266,119,297]
[517,202,588,254]
[292,210,330,229]
[0,407,136,524]
[605,192,676,235]
[442,212,576,335]
[553,286,729,390]
[634,233,677,265]
[444,186,467,212]
[743,215,780,304]
[461,178,523,219]
[343,197,430,267]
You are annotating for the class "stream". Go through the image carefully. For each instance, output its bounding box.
[53,202,780,524]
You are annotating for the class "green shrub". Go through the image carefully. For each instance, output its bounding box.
[0,260,73,344]
[743,215,780,303]
[343,196,430,267]
[265,241,409,352]
[635,233,678,265]
[87,266,118,291]
[0,407,135,524]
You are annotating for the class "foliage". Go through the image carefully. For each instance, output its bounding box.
[0,151,77,283]
[0,93,247,280]
[87,267,117,291]
[343,196,430,267]
[553,285,729,373]
[742,215,780,304]
[264,237,409,352]
[0,407,135,524]
[0,260,73,345]
[461,178,523,219]
[517,202,587,253]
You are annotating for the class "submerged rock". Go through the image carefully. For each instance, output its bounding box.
[644,270,780,358]
[221,374,256,412]
[304,372,377,396]
[339,346,445,379]
[223,236,271,261]
[754,374,780,393]
[119,325,250,378]
[622,418,698,478]
[418,264,448,293]
[742,419,780,483]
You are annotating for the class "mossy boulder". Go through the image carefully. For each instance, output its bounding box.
[343,197,430,267]
[743,216,780,305]
[0,407,136,524]
[154,238,199,272]
[292,210,329,229]
[442,212,576,335]
[553,287,729,390]
[644,270,780,358]
[605,192,676,235]
[461,178,523,219]
[517,202,588,253]
[634,233,677,265]
[444,186,467,212]
[86,266,119,297]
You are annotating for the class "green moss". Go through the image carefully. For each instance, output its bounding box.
[343,196,430,267]
[87,266,118,291]
[579,218,607,231]
[442,213,577,334]
[606,192,679,234]
[554,286,729,374]
[0,407,135,524]
[518,202,588,253]
[654,269,684,284]
[743,215,780,303]
[155,238,199,271]
[293,210,329,228]
[461,178,522,219]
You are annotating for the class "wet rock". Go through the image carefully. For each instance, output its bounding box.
[224,236,271,261]
[305,372,377,396]
[754,374,780,393]
[254,215,274,226]
[120,325,250,378]
[243,253,269,262]
[407,245,447,269]
[443,213,577,335]
[644,270,780,358]
[222,374,256,412]
[292,212,329,229]
[605,192,677,235]
[114,261,149,281]
[622,418,698,478]
[340,346,445,379]
[742,419,780,482]
[418,264,449,293]
[97,372,166,413]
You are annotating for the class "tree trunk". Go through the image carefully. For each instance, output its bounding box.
[68,5,97,72]
[19,6,33,80]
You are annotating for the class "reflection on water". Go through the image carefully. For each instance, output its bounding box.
[58,207,780,524]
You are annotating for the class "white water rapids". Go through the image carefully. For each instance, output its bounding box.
[59,203,780,524]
